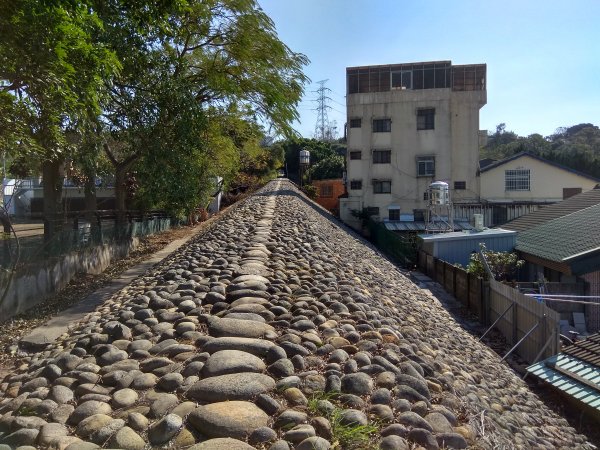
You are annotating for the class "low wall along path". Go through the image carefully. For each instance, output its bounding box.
[0,180,592,449]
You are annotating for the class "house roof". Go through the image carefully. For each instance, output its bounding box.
[527,349,600,414]
[515,203,600,269]
[503,187,600,232]
[527,333,600,414]
[479,152,600,183]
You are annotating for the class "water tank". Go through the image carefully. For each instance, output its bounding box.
[429,181,449,205]
[472,213,484,231]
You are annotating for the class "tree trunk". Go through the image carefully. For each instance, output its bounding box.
[115,164,127,224]
[84,173,99,242]
[42,158,64,243]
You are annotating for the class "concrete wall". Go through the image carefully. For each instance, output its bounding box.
[481,154,599,202]
[342,86,485,225]
[0,237,138,321]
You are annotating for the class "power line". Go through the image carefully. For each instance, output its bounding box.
[313,79,337,141]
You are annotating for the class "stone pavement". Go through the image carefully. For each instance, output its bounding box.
[0,180,593,449]
[19,225,205,352]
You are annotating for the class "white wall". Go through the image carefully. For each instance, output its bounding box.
[341,87,485,225]
[480,155,599,202]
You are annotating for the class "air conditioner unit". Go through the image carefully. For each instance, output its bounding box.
[472,214,484,231]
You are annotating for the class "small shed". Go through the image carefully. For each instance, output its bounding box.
[419,228,517,267]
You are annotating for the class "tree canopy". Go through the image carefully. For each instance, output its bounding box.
[0,0,309,222]
[482,123,600,179]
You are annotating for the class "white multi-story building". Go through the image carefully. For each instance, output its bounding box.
[340,60,487,230]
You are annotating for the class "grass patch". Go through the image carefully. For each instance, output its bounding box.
[307,391,380,450]
[329,408,379,449]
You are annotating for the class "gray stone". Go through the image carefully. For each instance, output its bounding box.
[282,424,316,443]
[48,385,74,404]
[112,388,138,408]
[130,372,157,390]
[273,409,308,429]
[436,432,468,449]
[425,412,453,433]
[189,438,255,449]
[268,441,291,450]
[380,435,410,450]
[187,372,275,402]
[157,373,184,392]
[341,372,373,395]
[295,436,331,450]
[188,401,269,439]
[407,428,439,450]
[339,409,368,426]
[68,401,112,425]
[36,422,68,448]
[148,413,182,445]
[207,317,275,339]
[202,337,276,356]
[110,426,145,450]
[256,394,282,415]
[398,411,433,432]
[50,404,75,424]
[249,426,278,445]
[267,358,295,378]
[149,393,179,418]
[1,428,39,447]
[202,350,266,377]
[128,412,148,432]
[76,414,114,438]
[90,418,125,444]
[381,423,409,437]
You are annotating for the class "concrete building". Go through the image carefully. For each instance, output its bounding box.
[340,60,487,230]
[480,152,600,203]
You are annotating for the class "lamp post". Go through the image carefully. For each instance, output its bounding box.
[299,148,310,189]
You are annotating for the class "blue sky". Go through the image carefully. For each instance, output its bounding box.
[259,0,600,139]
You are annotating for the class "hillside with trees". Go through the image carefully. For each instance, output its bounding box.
[482,123,600,179]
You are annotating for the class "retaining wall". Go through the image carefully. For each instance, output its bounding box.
[0,237,138,320]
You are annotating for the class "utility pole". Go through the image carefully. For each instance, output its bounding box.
[314,80,334,141]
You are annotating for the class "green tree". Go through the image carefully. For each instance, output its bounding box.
[466,244,524,281]
[0,0,119,238]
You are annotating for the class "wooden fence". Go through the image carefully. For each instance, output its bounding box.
[417,250,559,363]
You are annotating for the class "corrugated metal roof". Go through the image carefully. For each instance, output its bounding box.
[503,187,600,232]
[419,228,516,242]
[384,221,474,232]
[515,203,600,262]
[527,353,600,411]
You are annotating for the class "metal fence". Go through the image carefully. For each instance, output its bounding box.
[0,212,172,270]
[368,219,418,268]
[417,249,560,364]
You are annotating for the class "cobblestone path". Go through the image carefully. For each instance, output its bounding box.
[0,180,592,449]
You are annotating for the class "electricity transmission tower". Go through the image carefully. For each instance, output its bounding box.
[314,80,336,141]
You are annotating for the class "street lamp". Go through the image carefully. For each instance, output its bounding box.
[299,148,310,189]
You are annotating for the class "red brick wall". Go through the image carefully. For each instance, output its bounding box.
[312,179,345,214]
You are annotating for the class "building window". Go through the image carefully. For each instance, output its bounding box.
[350,151,362,160]
[349,118,362,128]
[350,180,362,190]
[320,185,333,198]
[417,108,435,130]
[372,118,391,132]
[423,191,429,201]
[454,181,466,190]
[417,157,435,177]
[373,150,391,164]
[391,70,412,89]
[505,169,530,191]
[388,209,400,221]
[373,180,391,194]
[366,207,380,216]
